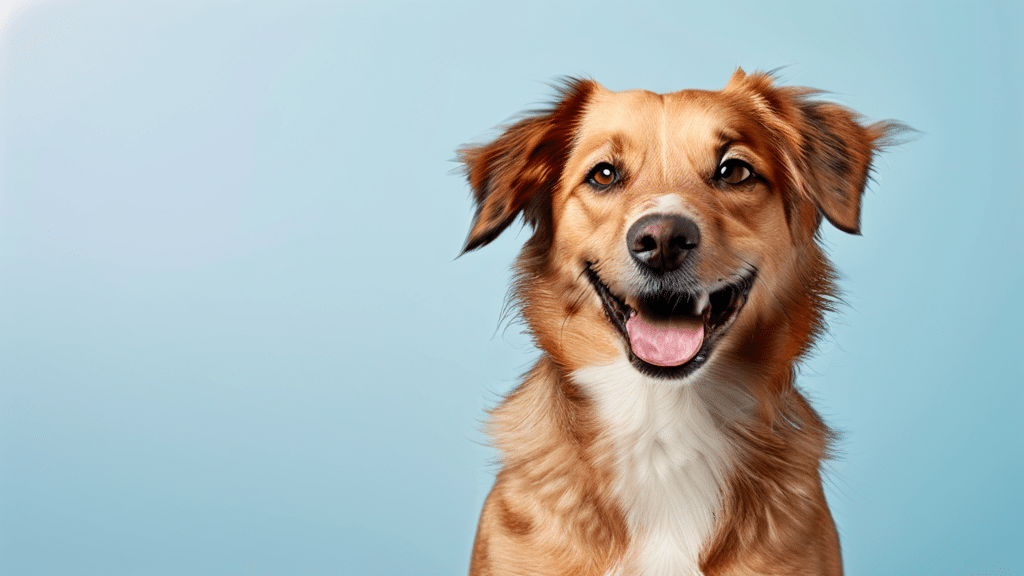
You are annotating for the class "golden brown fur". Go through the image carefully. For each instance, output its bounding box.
[458,70,904,576]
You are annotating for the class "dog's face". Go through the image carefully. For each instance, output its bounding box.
[461,70,896,380]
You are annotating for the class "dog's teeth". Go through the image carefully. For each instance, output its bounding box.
[695,292,710,315]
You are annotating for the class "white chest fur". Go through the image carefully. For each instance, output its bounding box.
[573,360,741,576]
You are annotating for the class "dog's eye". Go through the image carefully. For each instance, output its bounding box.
[586,163,619,188]
[716,158,754,185]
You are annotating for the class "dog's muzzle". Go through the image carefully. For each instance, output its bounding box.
[584,213,756,379]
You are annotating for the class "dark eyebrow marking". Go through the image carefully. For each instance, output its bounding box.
[608,133,626,157]
[716,134,735,164]
[715,127,749,162]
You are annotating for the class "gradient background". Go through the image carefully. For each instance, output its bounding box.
[1,1,1021,574]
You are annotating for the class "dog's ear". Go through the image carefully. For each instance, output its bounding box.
[727,71,907,236]
[785,99,903,235]
[458,78,595,254]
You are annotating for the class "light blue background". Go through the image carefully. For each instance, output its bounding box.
[1,1,1020,574]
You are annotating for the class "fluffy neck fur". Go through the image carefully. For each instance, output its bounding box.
[573,359,746,576]
[486,349,838,576]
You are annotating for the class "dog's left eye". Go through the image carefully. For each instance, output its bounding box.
[716,158,755,185]
[586,163,619,189]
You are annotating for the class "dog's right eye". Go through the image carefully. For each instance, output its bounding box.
[716,158,755,185]
[586,163,619,189]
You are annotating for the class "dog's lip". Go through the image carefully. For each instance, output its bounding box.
[583,262,756,375]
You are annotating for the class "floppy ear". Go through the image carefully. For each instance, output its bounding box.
[458,78,595,254]
[726,70,907,236]
[788,100,902,235]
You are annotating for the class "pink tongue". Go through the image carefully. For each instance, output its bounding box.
[625,314,704,367]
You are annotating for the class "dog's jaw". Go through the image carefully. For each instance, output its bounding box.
[583,262,757,381]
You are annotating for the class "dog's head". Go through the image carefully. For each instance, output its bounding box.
[460,70,904,380]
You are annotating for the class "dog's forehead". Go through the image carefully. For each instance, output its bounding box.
[577,87,737,149]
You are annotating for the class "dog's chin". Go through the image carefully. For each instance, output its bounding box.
[583,263,756,380]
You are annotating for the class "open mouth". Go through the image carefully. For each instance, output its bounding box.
[583,262,756,379]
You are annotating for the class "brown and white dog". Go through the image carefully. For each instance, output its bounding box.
[458,70,904,576]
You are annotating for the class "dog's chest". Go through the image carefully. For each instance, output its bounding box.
[574,361,739,576]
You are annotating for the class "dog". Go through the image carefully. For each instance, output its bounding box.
[457,69,904,576]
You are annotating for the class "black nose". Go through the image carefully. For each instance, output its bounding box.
[626,213,700,273]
